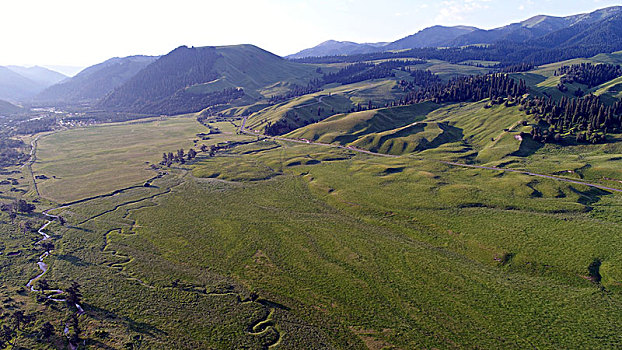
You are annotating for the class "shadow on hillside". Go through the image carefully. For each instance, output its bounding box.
[86,304,168,336]
[56,254,93,267]
[568,186,613,209]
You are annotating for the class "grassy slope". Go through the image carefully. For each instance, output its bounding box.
[5,53,622,349]
[186,45,319,99]
[4,105,621,349]
[244,80,405,132]
[286,102,438,144]
[512,51,622,101]
[349,121,462,155]
[286,100,533,160]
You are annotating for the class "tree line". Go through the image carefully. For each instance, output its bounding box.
[0,137,27,168]
[556,63,622,88]
[521,94,621,144]
[398,73,528,105]
[291,30,622,68]
[101,46,222,110]
[398,69,442,92]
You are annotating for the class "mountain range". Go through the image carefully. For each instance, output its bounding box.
[0,65,66,102]
[287,6,622,58]
[0,5,620,117]
[33,55,158,106]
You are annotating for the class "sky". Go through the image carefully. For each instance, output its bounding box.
[1,0,620,74]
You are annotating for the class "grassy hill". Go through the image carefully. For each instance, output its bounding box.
[511,50,622,101]
[286,102,438,144]
[14,137,618,348]
[190,44,320,99]
[285,100,537,160]
[349,121,462,155]
[243,80,412,134]
[101,45,320,115]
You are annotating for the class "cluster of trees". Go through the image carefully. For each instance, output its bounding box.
[161,148,199,166]
[335,63,396,85]
[321,60,417,86]
[556,63,622,88]
[0,310,40,348]
[264,119,295,136]
[320,62,377,84]
[398,73,528,105]
[0,137,27,168]
[268,84,321,104]
[398,69,443,91]
[500,63,535,73]
[160,143,226,166]
[521,94,621,143]
[0,282,82,348]
[1,199,36,222]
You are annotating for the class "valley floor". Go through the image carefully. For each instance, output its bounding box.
[1,109,621,349]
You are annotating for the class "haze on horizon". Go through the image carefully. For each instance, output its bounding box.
[1,0,619,71]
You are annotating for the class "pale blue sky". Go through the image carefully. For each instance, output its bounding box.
[1,0,620,69]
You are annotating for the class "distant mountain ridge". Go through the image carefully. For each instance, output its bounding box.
[288,6,622,58]
[0,65,66,102]
[7,66,66,87]
[385,26,478,50]
[288,40,388,58]
[33,55,158,105]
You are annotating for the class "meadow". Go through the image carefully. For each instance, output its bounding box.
[31,116,252,203]
[48,140,619,349]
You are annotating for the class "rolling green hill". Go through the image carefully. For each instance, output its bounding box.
[286,102,438,144]
[349,121,462,155]
[285,100,536,159]
[511,50,622,101]
[243,79,416,134]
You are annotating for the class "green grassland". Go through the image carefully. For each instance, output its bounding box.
[1,106,621,348]
[21,139,618,349]
[32,116,253,203]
